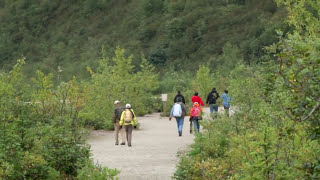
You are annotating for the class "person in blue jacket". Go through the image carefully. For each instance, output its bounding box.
[222,90,232,116]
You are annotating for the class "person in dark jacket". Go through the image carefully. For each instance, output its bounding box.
[206,88,220,114]
[174,91,186,104]
[113,100,125,145]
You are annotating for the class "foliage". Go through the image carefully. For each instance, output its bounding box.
[191,65,213,100]
[0,59,119,179]
[174,65,320,179]
[175,1,319,178]
[0,0,286,80]
[268,0,320,138]
[77,160,120,180]
[81,47,159,129]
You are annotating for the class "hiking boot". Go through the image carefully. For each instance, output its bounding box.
[115,143,119,145]
[128,144,132,147]
[179,131,182,136]
[120,142,125,145]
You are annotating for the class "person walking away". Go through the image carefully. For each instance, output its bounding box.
[191,92,205,107]
[174,91,186,104]
[113,100,126,145]
[169,99,187,136]
[206,88,220,115]
[222,90,232,116]
[119,104,138,147]
[190,102,203,133]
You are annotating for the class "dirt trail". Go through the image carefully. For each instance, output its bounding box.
[88,107,218,180]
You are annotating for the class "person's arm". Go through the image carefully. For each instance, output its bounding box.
[200,97,205,106]
[182,96,186,104]
[182,104,187,116]
[206,93,210,104]
[119,111,125,126]
[169,106,174,120]
[113,109,116,123]
[132,110,137,126]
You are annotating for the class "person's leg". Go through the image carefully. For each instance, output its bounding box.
[214,104,219,112]
[125,125,129,144]
[179,117,184,134]
[127,125,133,146]
[196,120,200,132]
[176,117,184,136]
[213,104,219,118]
[192,120,198,132]
[114,122,119,145]
[120,124,126,145]
[175,118,179,133]
[210,104,214,113]
[224,106,229,117]
[189,118,193,134]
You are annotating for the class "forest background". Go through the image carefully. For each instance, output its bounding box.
[0,0,319,179]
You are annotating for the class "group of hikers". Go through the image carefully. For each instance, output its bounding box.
[112,87,232,146]
[170,88,232,136]
[113,101,137,147]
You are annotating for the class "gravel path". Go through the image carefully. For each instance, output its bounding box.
[87,107,222,180]
[88,113,195,180]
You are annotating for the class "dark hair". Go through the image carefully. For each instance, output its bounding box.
[194,92,198,96]
[212,88,216,92]
[178,91,181,94]
[224,90,228,93]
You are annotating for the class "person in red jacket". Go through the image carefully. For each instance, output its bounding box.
[192,92,205,107]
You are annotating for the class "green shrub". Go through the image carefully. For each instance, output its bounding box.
[77,160,119,180]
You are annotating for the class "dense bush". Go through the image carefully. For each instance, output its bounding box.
[174,0,319,179]
[0,59,119,179]
[80,47,159,129]
[175,64,319,179]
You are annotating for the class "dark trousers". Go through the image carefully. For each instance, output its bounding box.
[192,118,200,132]
[224,106,230,117]
[125,125,133,146]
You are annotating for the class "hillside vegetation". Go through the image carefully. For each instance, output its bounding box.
[1,0,319,179]
[0,0,286,80]
[174,0,320,179]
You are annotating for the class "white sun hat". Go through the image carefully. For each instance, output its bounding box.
[114,100,120,104]
[125,104,131,108]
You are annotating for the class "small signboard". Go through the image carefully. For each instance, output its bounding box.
[161,94,168,102]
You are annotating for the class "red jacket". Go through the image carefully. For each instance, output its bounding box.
[192,96,205,106]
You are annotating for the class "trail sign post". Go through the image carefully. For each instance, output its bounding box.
[161,94,168,117]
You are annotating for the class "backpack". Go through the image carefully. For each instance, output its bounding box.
[124,109,134,123]
[211,92,218,104]
[212,92,217,100]
[191,106,201,117]
[173,103,182,117]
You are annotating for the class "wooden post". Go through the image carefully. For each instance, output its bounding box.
[163,101,167,117]
[161,94,168,117]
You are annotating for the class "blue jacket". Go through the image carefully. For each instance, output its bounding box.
[222,93,232,108]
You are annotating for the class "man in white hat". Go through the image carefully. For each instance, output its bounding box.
[113,100,125,145]
[120,104,137,147]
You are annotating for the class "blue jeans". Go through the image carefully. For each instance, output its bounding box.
[175,117,184,133]
[210,104,219,113]
[192,117,200,132]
